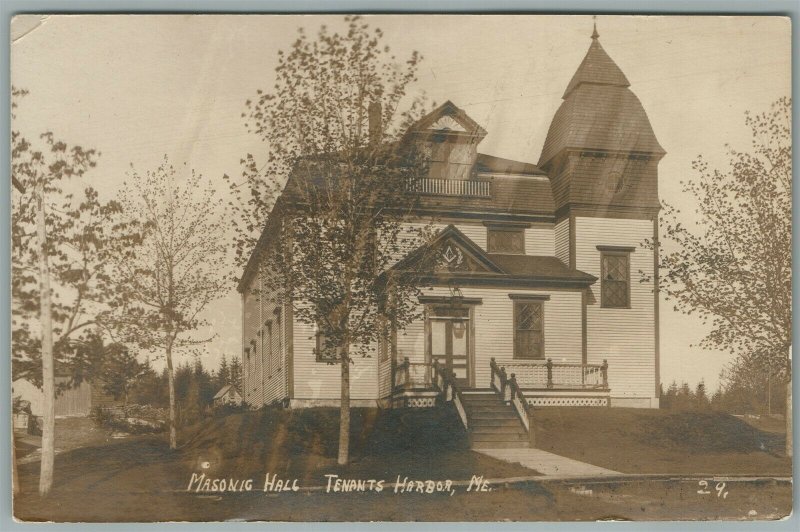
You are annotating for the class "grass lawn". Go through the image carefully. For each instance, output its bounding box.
[531,408,792,476]
[13,405,793,522]
[14,405,539,522]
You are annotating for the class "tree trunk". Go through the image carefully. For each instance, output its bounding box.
[166,336,177,450]
[786,379,792,457]
[337,348,350,466]
[36,185,56,497]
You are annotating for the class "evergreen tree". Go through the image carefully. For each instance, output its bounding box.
[229,355,242,391]
[217,354,229,390]
[695,380,709,410]
[676,382,694,411]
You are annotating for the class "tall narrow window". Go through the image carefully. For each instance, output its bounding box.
[379,316,389,362]
[599,249,631,308]
[513,300,544,359]
[315,325,339,363]
[264,321,273,377]
[274,311,282,372]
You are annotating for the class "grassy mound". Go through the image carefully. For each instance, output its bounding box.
[532,407,790,475]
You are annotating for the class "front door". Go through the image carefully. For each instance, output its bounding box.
[429,306,471,388]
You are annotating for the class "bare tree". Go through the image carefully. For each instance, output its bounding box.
[108,157,230,449]
[12,89,137,495]
[229,16,435,465]
[650,97,792,454]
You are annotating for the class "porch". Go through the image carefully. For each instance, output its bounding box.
[390,357,611,408]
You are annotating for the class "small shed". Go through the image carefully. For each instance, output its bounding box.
[213,385,242,407]
[12,377,120,418]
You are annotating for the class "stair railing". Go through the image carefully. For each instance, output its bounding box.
[489,357,509,401]
[432,359,469,430]
[491,357,535,447]
[508,373,536,447]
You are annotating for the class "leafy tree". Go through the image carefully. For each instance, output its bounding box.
[69,331,146,406]
[101,348,148,406]
[230,16,434,465]
[651,97,791,452]
[129,359,167,408]
[106,157,230,449]
[11,88,137,495]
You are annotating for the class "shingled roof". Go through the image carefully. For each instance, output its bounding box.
[563,27,630,98]
[539,29,664,167]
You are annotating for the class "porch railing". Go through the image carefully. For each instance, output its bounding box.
[391,357,468,430]
[392,357,432,390]
[499,358,608,390]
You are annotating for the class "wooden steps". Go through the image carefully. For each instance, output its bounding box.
[460,390,530,449]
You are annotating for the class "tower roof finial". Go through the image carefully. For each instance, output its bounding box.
[591,15,599,40]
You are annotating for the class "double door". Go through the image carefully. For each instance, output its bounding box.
[428,306,471,388]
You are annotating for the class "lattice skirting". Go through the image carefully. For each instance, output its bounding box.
[527,396,609,407]
[391,396,438,408]
[406,397,437,408]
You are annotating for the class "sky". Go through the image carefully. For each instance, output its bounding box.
[10,14,791,391]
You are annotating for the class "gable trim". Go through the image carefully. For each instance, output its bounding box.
[391,224,505,275]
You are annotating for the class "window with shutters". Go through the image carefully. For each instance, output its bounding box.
[513,300,544,359]
[487,227,525,254]
[601,251,630,308]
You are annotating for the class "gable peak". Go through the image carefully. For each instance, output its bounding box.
[409,100,487,139]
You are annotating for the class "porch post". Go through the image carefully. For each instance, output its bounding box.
[601,359,609,389]
[546,358,554,389]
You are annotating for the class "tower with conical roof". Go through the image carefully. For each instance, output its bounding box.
[540,24,663,407]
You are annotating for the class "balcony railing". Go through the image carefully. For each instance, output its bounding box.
[410,178,492,198]
[497,359,609,390]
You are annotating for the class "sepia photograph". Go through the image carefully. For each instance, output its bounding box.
[9,13,793,522]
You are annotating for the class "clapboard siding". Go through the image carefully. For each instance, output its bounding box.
[396,286,583,389]
[258,268,286,405]
[242,266,289,407]
[525,225,555,255]
[292,314,379,401]
[242,284,260,407]
[575,217,656,399]
[554,218,570,265]
[397,220,552,258]
[378,354,392,399]
[55,378,92,416]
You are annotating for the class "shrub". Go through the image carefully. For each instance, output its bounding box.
[91,405,167,434]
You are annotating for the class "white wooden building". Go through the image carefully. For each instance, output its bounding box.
[238,28,663,432]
